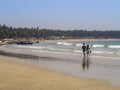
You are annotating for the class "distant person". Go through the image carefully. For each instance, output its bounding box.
[82,43,86,56]
[86,44,91,56]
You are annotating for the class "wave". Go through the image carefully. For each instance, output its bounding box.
[108,45,120,48]
[15,45,42,49]
[92,44,104,48]
[15,45,71,52]
[90,44,120,49]
[1,44,120,58]
[75,43,83,47]
[56,42,73,46]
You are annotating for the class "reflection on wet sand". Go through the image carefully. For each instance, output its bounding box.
[82,56,91,71]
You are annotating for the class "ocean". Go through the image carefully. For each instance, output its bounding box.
[1,39,120,58]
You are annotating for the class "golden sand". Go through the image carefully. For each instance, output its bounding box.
[0,56,120,90]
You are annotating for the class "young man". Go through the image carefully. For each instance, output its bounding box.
[82,43,86,56]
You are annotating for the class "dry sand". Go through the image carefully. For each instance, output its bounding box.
[0,56,120,90]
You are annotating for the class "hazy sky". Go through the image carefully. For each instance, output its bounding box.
[0,0,120,30]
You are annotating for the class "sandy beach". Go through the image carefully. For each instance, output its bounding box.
[0,55,120,90]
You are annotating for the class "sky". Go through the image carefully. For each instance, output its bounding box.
[0,0,120,30]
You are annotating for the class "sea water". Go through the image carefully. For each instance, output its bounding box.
[1,40,119,57]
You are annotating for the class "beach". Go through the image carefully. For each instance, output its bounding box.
[0,55,120,90]
[0,39,120,89]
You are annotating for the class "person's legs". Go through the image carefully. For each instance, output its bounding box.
[83,51,86,56]
[86,50,89,56]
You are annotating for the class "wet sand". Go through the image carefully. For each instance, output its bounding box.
[0,50,120,86]
[0,55,120,90]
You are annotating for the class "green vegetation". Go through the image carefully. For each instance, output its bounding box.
[0,24,120,39]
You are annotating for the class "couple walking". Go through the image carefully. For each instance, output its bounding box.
[82,43,91,56]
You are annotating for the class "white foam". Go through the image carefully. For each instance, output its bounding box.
[15,45,42,49]
[57,42,63,45]
[92,44,104,48]
[75,43,82,46]
[57,42,73,46]
[108,45,120,48]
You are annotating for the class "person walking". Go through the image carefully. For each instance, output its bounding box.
[86,44,91,56]
[82,43,86,56]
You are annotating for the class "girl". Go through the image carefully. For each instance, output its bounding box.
[86,44,91,56]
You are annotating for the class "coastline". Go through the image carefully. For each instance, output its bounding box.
[0,55,120,90]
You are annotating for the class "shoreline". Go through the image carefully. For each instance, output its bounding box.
[0,55,120,90]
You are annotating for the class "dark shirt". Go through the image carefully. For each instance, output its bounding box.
[82,45,86,51]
